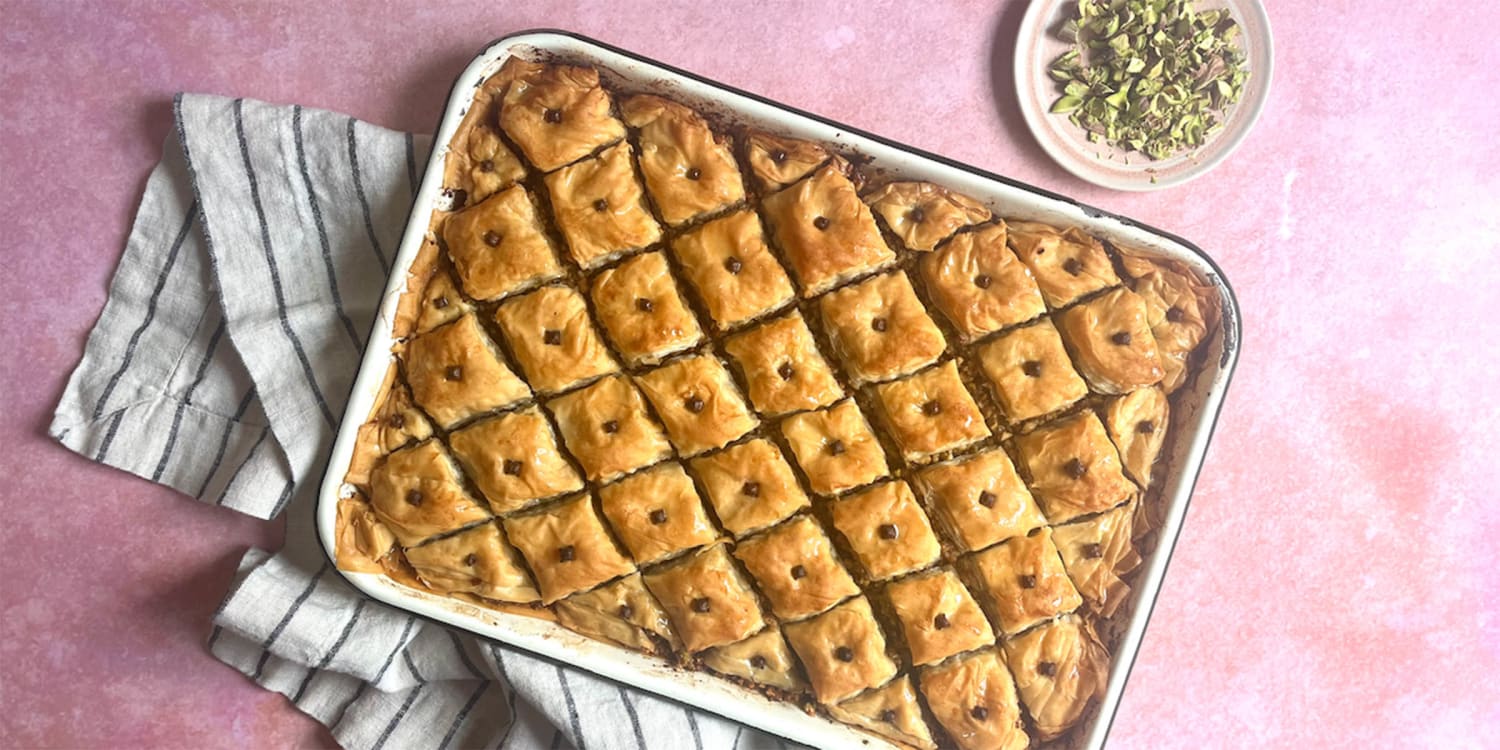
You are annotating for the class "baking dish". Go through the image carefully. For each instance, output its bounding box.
[316,29,1241,749]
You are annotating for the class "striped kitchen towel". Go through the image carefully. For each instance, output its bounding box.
[49,93,798,750]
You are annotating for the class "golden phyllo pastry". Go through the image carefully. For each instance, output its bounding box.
[403,522,540,603]
[919,222,1047,340]
[762,164,895,295]
[701,626,805,691]
[1013,411,1136,524]
[668,209,796,330]
[493,284,618,394]
[1101,386,1170,488]
[395,248,473,338]
[733,515,860,621]
[369,439,492,546]
[497,59,625,172]
[502,493,636,604]
[829,480,942,582]
[864,181,991,252]
[1051,502,1140,618]
[829,676,938,750]
[544,142,662,269]
[688,438,810,537]
[553,573,681,653]
[441,183,564,301]
[402,314,530,429]
[1120,254,1220,393]
[744,130,832,192]
[722,311,843,417]
[873,360,991,462]
[783,596,899,703]
[976,318,1089,423]
[1007,221,1120,308]
[335,495,397,573]
[919,649,1030,750]
[966,527,1082,635]
[819,270,948,384]
[446,408,583,514]
[915,448,1047,553]
[597,462,718,565]
[884,568,995,667]
[365,363,434,454]
[620,94,744,225]
[589,251,704,366]
[780,399,891,496]
[642,544,766,652]
[635,354,758,457]
[1056,286,1164,394]
[546,374,673,482]
[1001,615,1108,741]
[443,121,527,208]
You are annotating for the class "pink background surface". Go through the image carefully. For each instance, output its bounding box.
[3,1,1498,748]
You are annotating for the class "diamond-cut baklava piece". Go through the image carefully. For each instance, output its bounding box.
[733,515,860,621]
[553,573,681,653]
[919,649,1029,750]
[744,130,832,192]
[885,568,995,667]
[976,318,1088,423]
[783,596,899,703]
[780,400,891,496]
[642,544,766,653]
[441,183,564,301]
[398,259,474,338]
[1001,615,1108,741]
[831,480,942,581]
[366,364,434,453]
[447,408,583,514]
[620,94,744,225]
[701,626,804,691]
[723,312,843,416]
[829,676,938,750]
[1102,386,1169,487]
[919,222,1047,340]
[403,314,530,429]
[544,142,662,269]
[589,251,704,366]
[635,354,759,457]
[502,493,636,604]
[864,182,991,252]
[688,438,810,536]
[873,360,991,462]
[762,164,896,295]
[1007,221,1121,308]
[369,440,492,546]
[547,374,673,482]
[597,462,718,565]
[403,522,540,603]
[668,210,796,330]
[819,271,947,384]
[967,527,1082,635]
[915,448,1047,553]
[335,495,397,572]
[497,59,625,172]
[1056,286,1164,394]
[1013,411,1136,523]
[443,120,528,207]
[494,284,619,394]
[1052,501,1140,618]
[1121,254,1220,393]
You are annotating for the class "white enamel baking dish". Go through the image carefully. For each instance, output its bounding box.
[317,30,1243,750]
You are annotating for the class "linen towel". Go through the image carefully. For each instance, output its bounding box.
[50,93,800,750]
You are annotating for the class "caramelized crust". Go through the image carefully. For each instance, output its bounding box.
[688,438,810,537]
[441,184,564,301]
[553,573,681,653]
[447,408,583,514]
[915,449,1047,552]
[404,522,540,603]
[783,596,899,703]
[494,285,619,394]
[369,439,492,546]
[502,493,636,604]
[335,494,397,573]
[829,480,942,582]
[1052,501,1140,618]
[392,238,456,340]
[403,315,530,429]
[635,354,759,457]
[497,59,626,172]
[818,271,948,385]
[723,311,844,417]
[919,649,1030,750]
[1007,221,1120,308]
[441,65,528,206]
[829,676,938,750]
[621,94,745,225]
[597,462,718,565]
[780,400,892,496]
[975,319,1089,423]
[589,251,704,366]
[669,210,796,329]
[546,374,673,482]
[701,626,805,691]
[1001,615,1108,741]
[642,544,766,652]
[762,165,895,295]
[1101,386,1170,488]
[544,142,662,269]
[1013,412,1137,524]
[967,526,1082,635]
[1120,253,1220,393]
[366,363,434,454]
[1056,287,1164,394]
[873,360,991,462]
[919,223,1047,340]
[885,568,995,667]
[733,515,861,621]
[744,130,832,192]
[864,182,991,252]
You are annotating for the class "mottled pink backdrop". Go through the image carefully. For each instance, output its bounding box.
[2,1,1497,748]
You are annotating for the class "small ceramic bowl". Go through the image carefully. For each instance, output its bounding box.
[1015,0,1274,191]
